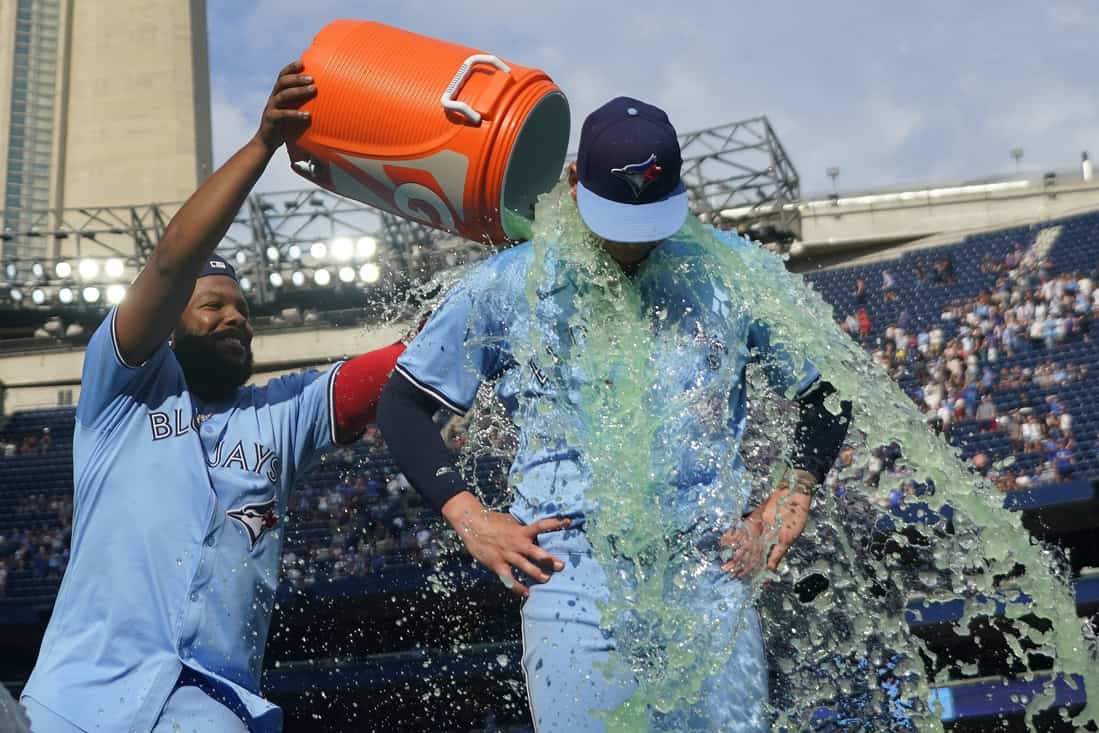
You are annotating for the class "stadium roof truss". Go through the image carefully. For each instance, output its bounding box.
[225,188,397,303]
[0,189,393,306]
[0,202,174,260]
[677,116,801,238]
[0,116,801,306]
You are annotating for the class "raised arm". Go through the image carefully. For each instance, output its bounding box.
[114,62,316,365]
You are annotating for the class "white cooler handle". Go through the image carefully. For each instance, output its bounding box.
[441,54,511,125]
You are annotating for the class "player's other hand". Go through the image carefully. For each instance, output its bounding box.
[442,491,570,598]
[720,469,815,578]
[254,61,316,154]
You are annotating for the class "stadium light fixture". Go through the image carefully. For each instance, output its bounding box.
[31,288,46,305]
[55,261,72,278]
[338,266,355,283]
[106,284,126,304]
[10,288,22,301]
[310,241,327,259]
[4,263,16,280]
[331,237,353,262]
[356,236,377,259]
[82,286,100,303]
[235,251,248,265]
[288,244,302,260]
[31,262,45,279]
[105,258,125,279]
[266,246,280,263]
[269,272,284,288]
[314,268,331,286]
[78,259,99,281]
[58,287,74,304]
[359,263,381,284]
[239,276,252,292]
[291,270,306,287]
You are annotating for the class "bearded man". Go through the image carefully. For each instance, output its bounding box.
[20,62,403,732]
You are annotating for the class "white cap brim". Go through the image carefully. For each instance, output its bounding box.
[576,181,689,243]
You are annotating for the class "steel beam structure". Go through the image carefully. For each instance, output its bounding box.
[0,202,178,261]
[677,116,801,238]
[0,114,802,309]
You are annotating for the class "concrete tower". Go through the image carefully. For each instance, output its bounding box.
[0,0,212,260]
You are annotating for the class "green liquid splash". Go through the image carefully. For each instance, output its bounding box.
[507,182,1097,731]
[502,206,535,242]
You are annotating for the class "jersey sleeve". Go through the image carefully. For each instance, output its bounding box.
[395,270,508,414]
[75,307,172,428]
[265,363,343,479]
[747,319,820,399]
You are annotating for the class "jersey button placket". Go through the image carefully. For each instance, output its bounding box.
[178,520,216,656]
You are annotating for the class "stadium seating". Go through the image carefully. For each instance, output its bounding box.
[2,209,1098,731]
[0,408,75,604]
[806,209,1099,487]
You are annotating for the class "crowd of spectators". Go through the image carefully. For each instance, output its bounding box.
[277,416,517,589]
[0,492,72,598]
[0,421,480,598]
[280,427,445,591]
[0,427,52,457]
[4,240,1099,599]
[854,255,957,310]
[0,419,69,597]
[838,241,1097,492]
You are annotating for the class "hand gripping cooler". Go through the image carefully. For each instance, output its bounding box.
[288,20,571,245]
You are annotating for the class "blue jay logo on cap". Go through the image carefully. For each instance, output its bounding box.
[611,154,664,201]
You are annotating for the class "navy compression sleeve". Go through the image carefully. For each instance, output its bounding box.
[376,370,467,513]
[790,380,852,484]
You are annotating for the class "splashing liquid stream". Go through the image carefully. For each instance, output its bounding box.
[454,183,1099,731]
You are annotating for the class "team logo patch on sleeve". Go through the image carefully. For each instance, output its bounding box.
[227,498,279,550]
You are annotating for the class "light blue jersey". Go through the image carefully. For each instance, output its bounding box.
[22,308,342,732]
[397,234,818,528]
[400,234,818,731]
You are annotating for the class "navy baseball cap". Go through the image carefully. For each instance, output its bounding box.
[575,96,688,243]
[198,254,238,282]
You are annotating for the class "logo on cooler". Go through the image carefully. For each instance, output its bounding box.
[329,150,471,232]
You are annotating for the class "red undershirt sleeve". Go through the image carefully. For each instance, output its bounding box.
[332,342,406,439]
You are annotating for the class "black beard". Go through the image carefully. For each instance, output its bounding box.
[173,329,254,403]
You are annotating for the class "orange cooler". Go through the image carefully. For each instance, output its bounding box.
[288,20,571,244]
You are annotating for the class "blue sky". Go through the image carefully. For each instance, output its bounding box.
[207,1,1098,198]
